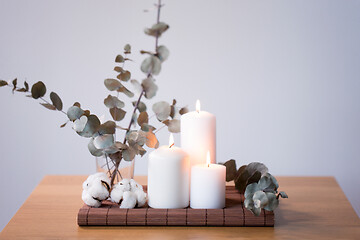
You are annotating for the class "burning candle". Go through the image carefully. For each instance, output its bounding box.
[148,134,190,209]
[181,100,216,168]
[190,151,226,209]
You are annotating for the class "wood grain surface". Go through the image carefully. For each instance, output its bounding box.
[1,176,360,239]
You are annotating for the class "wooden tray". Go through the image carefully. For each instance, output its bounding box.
[78,186,274,227]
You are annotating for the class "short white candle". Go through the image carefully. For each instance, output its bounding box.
[148,134,190,209]
[181,100,216,168]
[190,151,226,209]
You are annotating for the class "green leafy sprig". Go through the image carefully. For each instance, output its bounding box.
[222,160,288,216]
[1,0,188,187]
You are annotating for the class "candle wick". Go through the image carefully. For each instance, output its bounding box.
[169,143,175,148]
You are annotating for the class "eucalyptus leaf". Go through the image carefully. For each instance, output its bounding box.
[142,78,158,99]
[264,192,279,211]
[50,92,63,111]
[164,119,180,133]
[137,112,149,126]
[93,134,114,149]
[222,159,237,182]
[117,85,134,97]
[88,139,104,157]
[67,106,84,121]
[118,71,131,81]
[0,80,8,87]
[104,79,122,91]
[73,102,81,108]
[104,145,120,154]
[244,183,260,199]
[124,44,131,54]
[253,191,268,208]
[132,101,147,112]
[97,121,116,135]
[136,144,147,156]
[152,101,171,121]
[130,79,143,94]
[104,95,125,109]
[247,171,262,186]
[24,81,29,91]
[40,103,56,110]
[16,88,27,92]
[278,191,288,199]
[114,66,124,73]
[144,22,169,37]
[146,131,159,148]
[244,198,253,209]
[115,54,124,63]
[157,45,169,62]
[246,162,268,177]
[60,122,67,128]
[110,107,126,121]
[31,81,46,99]
[12,78,17,93]
[140,56,161,75]
[77,114,101,138]
[259,173,279,192]
[73,115,88,132]
[141,123,156,132]
[251,206,262,216]
[123,146,136,161]
[115,142,128,150]
[179,107,189,115]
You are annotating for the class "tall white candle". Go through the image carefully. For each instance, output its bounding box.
[148,134,190,209]
[190,151,226,209]
[181,100,216,168]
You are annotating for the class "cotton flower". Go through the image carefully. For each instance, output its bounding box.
[82,172,111,207]
[109,178,147,208]
[110,178,131,204]
[120,191,137,209]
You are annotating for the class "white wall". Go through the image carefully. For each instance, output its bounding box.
[0,0,359,231]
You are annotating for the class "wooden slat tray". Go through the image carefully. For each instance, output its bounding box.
[78,186,274,227]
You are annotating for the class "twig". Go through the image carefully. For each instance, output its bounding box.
[109,0,163,187]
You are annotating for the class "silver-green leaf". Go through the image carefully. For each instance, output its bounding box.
[104,95,125,109]
[67,106,84,121]
[152,101,171,121]
[141,56,161,75]
[157,45,169,62]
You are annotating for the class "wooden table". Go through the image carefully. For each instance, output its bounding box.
[1,176,359,239]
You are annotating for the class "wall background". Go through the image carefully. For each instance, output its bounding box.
[0,0,359,231]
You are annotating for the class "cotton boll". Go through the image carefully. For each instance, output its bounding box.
[110,179,131,203]
[87,179,110,201]
[129,179,143,192]
[82,172,110,191]
[82,190,101,207]
[81,172,111,207]
[134,189,147,207]
[120,191,137,209]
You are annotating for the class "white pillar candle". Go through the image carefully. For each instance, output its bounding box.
[181,100,216,168]
[190,151,226,209]
[148,134,190,209]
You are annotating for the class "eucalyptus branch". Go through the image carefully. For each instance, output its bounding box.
[109,0,163,187]
[4,83,67,116]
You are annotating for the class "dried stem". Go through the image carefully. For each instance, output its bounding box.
[6,84,67,116]
[109,0,163,187]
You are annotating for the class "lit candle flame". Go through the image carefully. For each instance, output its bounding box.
[169,133,175,148]
[196,99,201,113]
[206,151,210,167]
